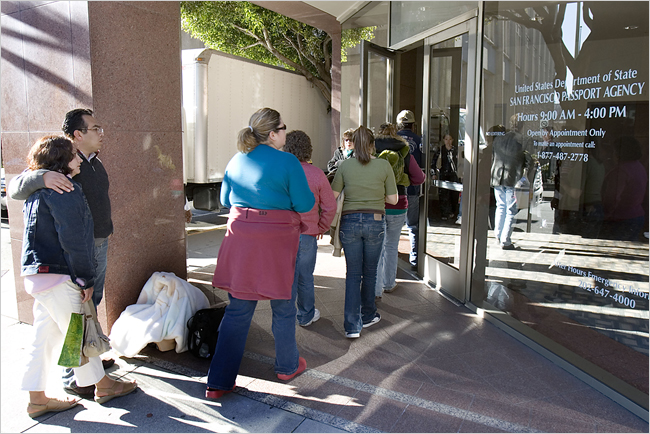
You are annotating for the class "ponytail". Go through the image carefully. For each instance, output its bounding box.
[237,108,282,153]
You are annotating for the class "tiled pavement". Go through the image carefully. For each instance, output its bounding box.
[146,233,650,433]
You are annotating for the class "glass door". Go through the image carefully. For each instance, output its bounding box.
[360,40,396,128]
[422,18,480,302]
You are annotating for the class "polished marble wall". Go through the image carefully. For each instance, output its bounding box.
[1,1,186,330]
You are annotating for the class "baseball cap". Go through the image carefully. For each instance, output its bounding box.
[397,110,415,124]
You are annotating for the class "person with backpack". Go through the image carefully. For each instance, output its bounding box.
[331,126,398,338]
[374,123,426,299]
[396,110,424,269]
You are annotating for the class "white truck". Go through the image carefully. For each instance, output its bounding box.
[182,49,332,210]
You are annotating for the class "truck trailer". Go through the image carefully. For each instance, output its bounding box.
[182,48,332,210]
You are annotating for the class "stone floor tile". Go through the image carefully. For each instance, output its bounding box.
[528,410,597,432]
[414,381,474,410]
[334,391,409,432]
[467,396,531,428]
[562,388,649,428]
[482,369,557,405]
[390,404,464,433]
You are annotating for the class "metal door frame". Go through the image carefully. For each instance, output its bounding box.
[421,16,481,303]
[360,40,397,126]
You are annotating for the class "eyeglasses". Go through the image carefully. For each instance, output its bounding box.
[275,125,287,131]
[81,127,104,134]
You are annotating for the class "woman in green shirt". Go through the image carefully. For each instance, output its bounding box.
[331,126,398,338]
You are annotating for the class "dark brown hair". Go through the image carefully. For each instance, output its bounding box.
[352,126,375,165]
[284,130,312,162]
[27,135,76,175]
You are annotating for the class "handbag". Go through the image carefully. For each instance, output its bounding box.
[82,300,111,358]
[58,311,88,368]
[329,189,345,257]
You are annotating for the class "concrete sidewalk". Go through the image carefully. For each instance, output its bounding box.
[1,220,339,434]
[2,219,648,432]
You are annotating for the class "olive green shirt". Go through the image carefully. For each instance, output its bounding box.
[331,158,397,213]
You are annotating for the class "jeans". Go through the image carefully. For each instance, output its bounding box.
[494,186,517,246]
[406,195,420,267]
[293,234,318,325]
[375,213,406,296]
[207,293,300,390]
[340,213,384,334]
[63,237,109,388]
[92,238,109,308]
[24,280,104,391]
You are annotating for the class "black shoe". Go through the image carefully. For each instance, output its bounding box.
[102,358,115,370]
[501,243,516,250]
[64,384,95,398]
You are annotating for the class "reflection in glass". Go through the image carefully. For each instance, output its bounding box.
[367,51,391,131]
[475,1,648,395]
[341,44,361,132]
[425,35,468,268]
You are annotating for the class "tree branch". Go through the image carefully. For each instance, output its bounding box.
[261,27,331,104]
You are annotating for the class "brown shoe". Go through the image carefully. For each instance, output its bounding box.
[95,379,137,404]
[28,397,79,419]
[64,384,95,398]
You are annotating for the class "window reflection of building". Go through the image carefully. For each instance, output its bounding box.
[481,1,648,397]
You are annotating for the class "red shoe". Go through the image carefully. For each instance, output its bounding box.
[205,385,235,399]
[277,357,307,381]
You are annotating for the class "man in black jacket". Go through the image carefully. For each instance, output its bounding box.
[9,108,115,396]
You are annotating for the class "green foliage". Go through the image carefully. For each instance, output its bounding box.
[180,1,374,105]
[341,27,376,62]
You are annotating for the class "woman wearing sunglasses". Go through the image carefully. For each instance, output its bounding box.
[206,108,315,399]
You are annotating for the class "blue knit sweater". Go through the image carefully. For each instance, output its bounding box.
[220,144,314,213]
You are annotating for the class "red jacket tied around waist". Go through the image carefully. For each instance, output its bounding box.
[212,207,305,300]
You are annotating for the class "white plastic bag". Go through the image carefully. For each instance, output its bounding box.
[514,176,530,209]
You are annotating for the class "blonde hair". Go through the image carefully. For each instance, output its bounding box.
[341,128,355,144]
[351,126,375,165]
[237,108,282,153]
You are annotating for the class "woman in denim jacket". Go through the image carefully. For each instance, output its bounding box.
[20,136,136,418]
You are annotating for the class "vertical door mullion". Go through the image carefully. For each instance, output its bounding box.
[360,40,369,126]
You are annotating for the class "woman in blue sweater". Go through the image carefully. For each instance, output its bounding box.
[207,108,315,399]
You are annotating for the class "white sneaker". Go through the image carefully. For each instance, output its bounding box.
[362,313,381,328]
[455,216,462,225]
[345,331,360,338]
[299,308,320,327]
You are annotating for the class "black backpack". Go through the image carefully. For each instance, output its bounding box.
[187,306,226,359]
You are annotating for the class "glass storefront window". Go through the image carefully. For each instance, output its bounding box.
[390,1,477,46]
[475,1,649,395]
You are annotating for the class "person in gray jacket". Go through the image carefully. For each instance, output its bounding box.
[490,115,531,249]
[9,108,115,397]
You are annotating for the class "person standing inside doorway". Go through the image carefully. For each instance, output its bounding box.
[8,108,116,397]
[396,110,424,270]
[432,134,459,220]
